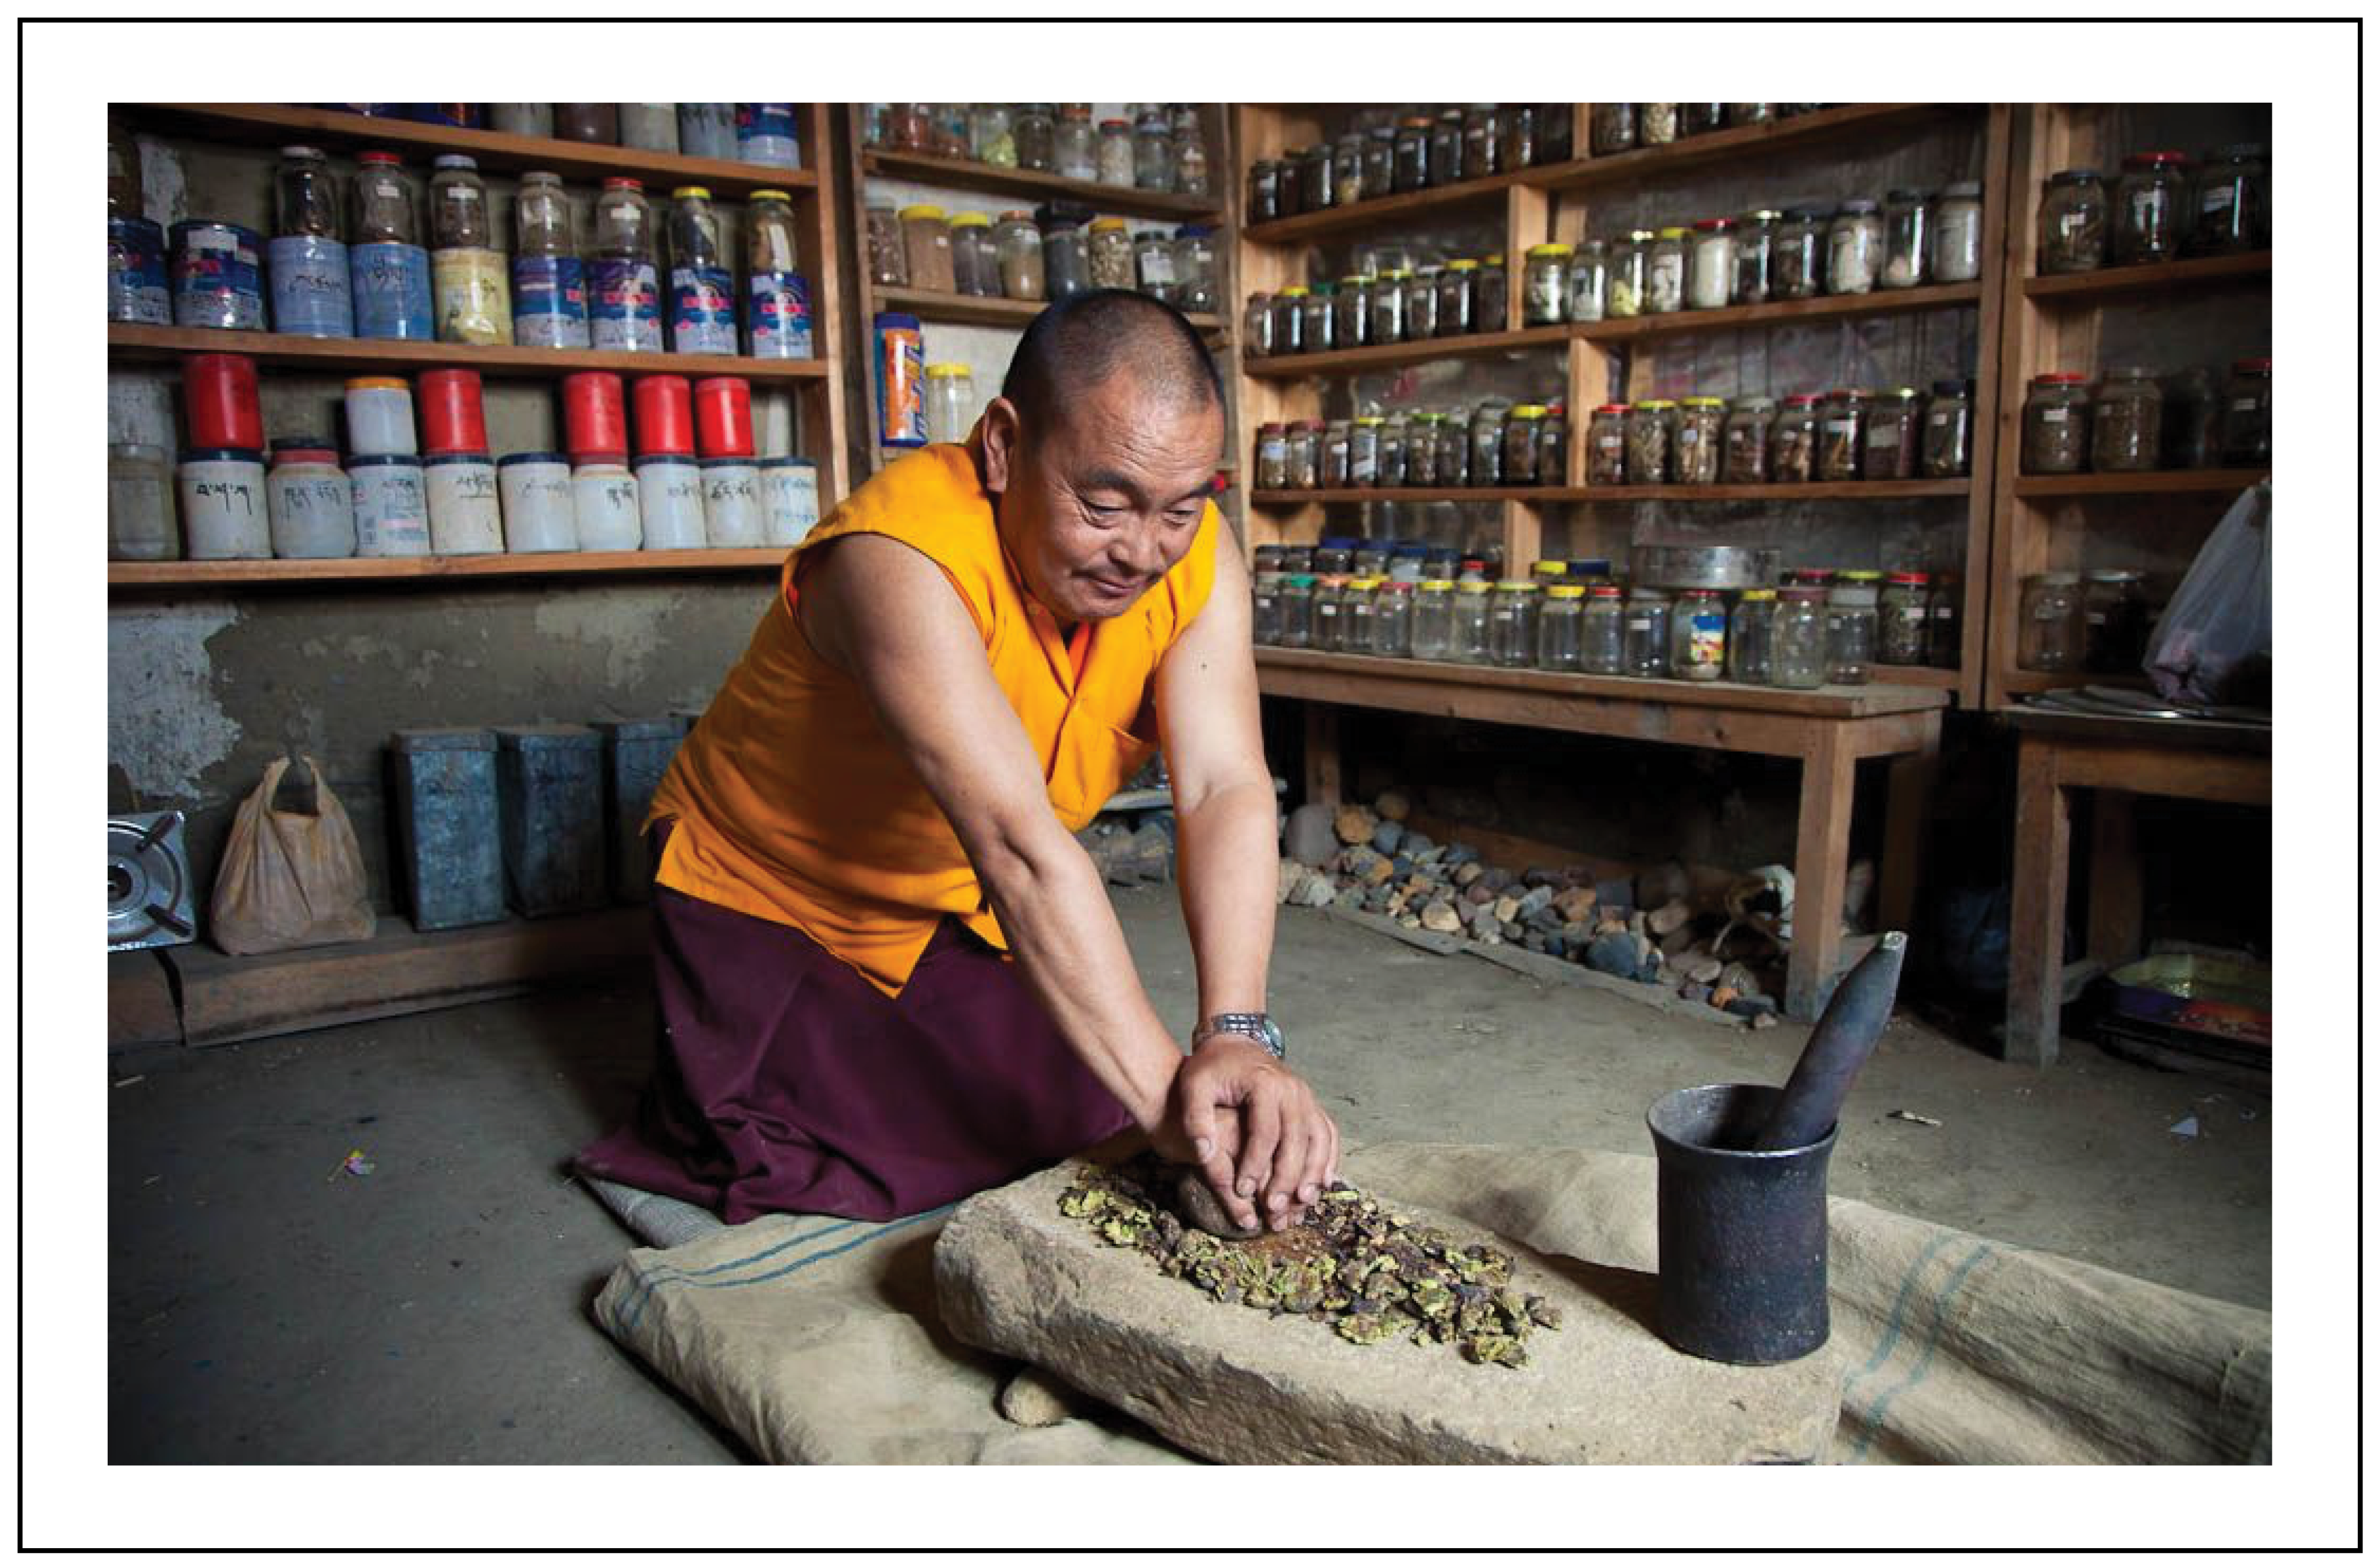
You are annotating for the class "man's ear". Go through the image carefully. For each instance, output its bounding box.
[979,396,1022,495]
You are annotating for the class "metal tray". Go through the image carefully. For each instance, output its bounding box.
[1628,545,1782,591]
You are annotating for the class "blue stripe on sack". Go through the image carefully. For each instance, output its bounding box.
[612,1206,954,1336]
[1843,1241,1997,1463]
[609,1217,865,1334]
[1847,1231,1962,1391]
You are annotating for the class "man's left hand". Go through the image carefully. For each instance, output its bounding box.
[1165,1037,1339,1234]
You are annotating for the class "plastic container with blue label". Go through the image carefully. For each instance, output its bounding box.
[170,221,265,331]
[493,725,609,917]
[735,103,802,170]
[109,216,172,324]
[667,186,737,356]
[389,728,507,932]
[348,453,431,556]
[349,152,435,339]
[267,234,354,337]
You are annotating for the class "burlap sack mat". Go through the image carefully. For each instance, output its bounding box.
[590,1142,2271,1465]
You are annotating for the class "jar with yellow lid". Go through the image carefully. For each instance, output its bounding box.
[1647,227,1688,313]
[1350,415,1385,488]
[1581,583,1626,673]
[1536,582,1587,671]
[1530,558,1568,582]
[1435,260,1477,337]
[1625,400,1676,484]
[1405,411,1442,485]
[1826,571,1882,685]
[1669,589,1728,680]
[1476,253,1508,330]
[1729,588,1777,684]
[1086,216,1134,290]
[1503,405,1546,484]
[1369,267,1409,344]
[898,204,954,293]
[1608,230,1654,318]
[1373,578,1417,657]
[1488,579,1541,668]
[1411,578,1457,660]
[924,363,975,446]
[1334,275,1370,348]
[1341,576,1379,651]
[1523,243,1572,326]
[1450,577,1494,663]
[1403,266,1440,339]
[1269,283,1309,355]
[947,211,996,297]
[1675,396,1726,483]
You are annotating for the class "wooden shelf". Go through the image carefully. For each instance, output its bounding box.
[860,149,1224,221]
[1241,325,1570,379]
[1242,167,1539,247]
[1249,487,1542,506]
[109,548,791,590]
[124,103,822,201]
[106,324,833,382]
[1574,281,1984,344]
[1256,646,1948,721]
[2021,251,2271,303]
[874,285,1227,338]
[1250,480,1968,507]
[2013,468,2267,499]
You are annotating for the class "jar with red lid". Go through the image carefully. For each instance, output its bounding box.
[2113,152,2191,265]
[1863,387,1922,480]
[2023,373,2092,473]
[1586,404,1629,485]
[1879,572,1930,666]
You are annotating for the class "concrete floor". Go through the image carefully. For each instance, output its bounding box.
[109,886,2270,1463]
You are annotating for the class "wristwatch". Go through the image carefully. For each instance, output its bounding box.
[1192,1012,1285,1061]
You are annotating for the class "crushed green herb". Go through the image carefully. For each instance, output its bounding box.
[1056,1155,1561,1369]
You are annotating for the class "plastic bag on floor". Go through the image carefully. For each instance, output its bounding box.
[2145,480,2271,706]
[207,755,377,955]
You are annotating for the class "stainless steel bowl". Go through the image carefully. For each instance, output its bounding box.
[1628,544,1782,590]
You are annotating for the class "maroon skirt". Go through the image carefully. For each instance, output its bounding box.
[573,866,1133,1225]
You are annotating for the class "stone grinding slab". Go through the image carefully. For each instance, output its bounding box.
[934,1157,1845,1465]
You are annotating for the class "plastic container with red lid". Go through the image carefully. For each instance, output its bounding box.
[184,352,263,452]
[632,374,695,456]
[693,376,753,458]
[562,371,628,461]
[416,367,488,456]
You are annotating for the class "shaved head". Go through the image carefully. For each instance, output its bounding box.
[1001,289,1224,439]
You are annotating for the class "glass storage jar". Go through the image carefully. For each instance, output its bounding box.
[1670,589,1728,681]
[1646,227,1687,313]
[1827,200,1884,294]
[1879,572,1930,666]
[1523,244,1571,325]
[1348,417,1384,488]
[2038,169,2108,273]
[1132,112,1174,191]
[1734,209,1782,304]
[1462,104,1498,179]
[1277,574,1316,649]
[2191,143,2269,255]
[1921,380,1973,477]
[924,363,976,446]
[1927,571,1963,668]
[1497,103,1537,171]
[1436,411,1471,486]
[1393,117,1432,191]
[1624,588,1672,678]
[1682,103,1726,137]
[2161,366,2223,468]
[1449,578,1492,663]
[1728,103,1774,127]
[1097,118,1137,186]
[1773,205,1829,299]
[1286,420,1323,489]
[1638,103,1680,145]
[1172,111,1209,198]
[1331,133,1366,206]
[1818,389,1868,481]
[1587,403,1629,485]
[1536,583,1586,671]
[1565,240,1609,323]
[1334,577,1373,652]
[1826,574,1880,684]
[1173,224,1218,312]
[1468,402,1508,487]
[1379,416,1409,487]
[1373,580,1415,657]
[1476,253,1509,329]
[1043,221,1091,301]
[948,212,996,296]
[1502,405,1544,485]
[1133,225,1180,300]
[1590,102,1635,156]
[1773,587,1829,688]
[1607,230,1652,318]
[1865,387,1922,480]
[1055,105,1098,181]
[1435,260,1476,337]
[1405,412,1441,485]
[2221,357,2271,466]
[2022,373,2091,474]
[1298,283,1334,351]
[2017,571,2085,672]
[1427,109,1464,186]
[1687,218,1736,310]
[1319,420,1353,489]
[1772,394,1821,482]
[1087,217,1133,290]
[1352,541,1390,578]
[1674,397,1725,484]
[1310,574,1348,652]
[900,204,955,292]
[1369,269,1408,344]
[968,104,1016,166]
[1723,397,1775,483]
[1360,127,1396,201]
[1538,406,1568,483]
[1314,536,1357,579]
[1293,142,1332,212]
[1403,268,1440,340]
[1411,578,1457,660]
[1729,589,1776,684]
[1248,158,1281,224]
[1254,422,1289,489]
[1625,400,1675,485]
[1251,572,1283,645]
[995,212,1045,301]
[2091,367,2164,472]
[1880,188,1930,288]
[1931,181,1984,282]
[1333,275,1371,348]
[1242,290,1276,357]
[2084,569,2152,674]
[1487,580,1540,668]
[2112,151,2189,264]
[1580,584,1626,673]
[885,104,931,152]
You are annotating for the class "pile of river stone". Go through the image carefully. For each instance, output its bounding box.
[1277,790,1783,1023]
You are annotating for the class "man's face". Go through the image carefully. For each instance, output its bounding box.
[984,372,1224,623]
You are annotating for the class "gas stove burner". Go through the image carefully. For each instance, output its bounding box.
[108,810,196,952]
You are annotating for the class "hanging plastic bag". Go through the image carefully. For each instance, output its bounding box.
[208,755,378,955]
[2145,480,2271,707]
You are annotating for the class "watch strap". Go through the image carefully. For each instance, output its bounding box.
[1194,1012,1283,1059]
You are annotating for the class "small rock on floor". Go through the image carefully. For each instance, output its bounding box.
[996,1365,1086,1428]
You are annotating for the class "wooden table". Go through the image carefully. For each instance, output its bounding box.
[2003,708,2271,1065]
[1255,649,1949,1021]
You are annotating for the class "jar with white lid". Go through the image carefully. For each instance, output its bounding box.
[1880,189,1931,289]
[1930,182,1984,282]
[267,444,356,558]
[634,455,708,549]
[1687,219,1736,310]
[110,443,179,561]
[572,461,643,551]
[700,458,762,547]
[1487,580,1539,668]
[1446,579,1491,663]
[425,452,503,554]
[1827,200,1884,294]
[1879,572,1931,666]
[760,456,820,544]
[349,453,429,556]
[1536,584,1585,671]
[1773,588,1827,688]
[498,452,577,553]
[1372,581,1415,657]
[179,449,271,560]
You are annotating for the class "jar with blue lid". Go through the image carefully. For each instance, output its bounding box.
[266,439,355,559]
[348,452,431,556]
[635,455,708,550]
[425,451,504,554]
[109,216,171,324]
[170,221,265,331]
[179,448,271,559]
[758,456,820,545]
[268,146,354,338]
[699,456,762,547]
[497,452,577,553]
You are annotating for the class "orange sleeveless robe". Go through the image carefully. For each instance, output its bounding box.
[646,438,1220,996]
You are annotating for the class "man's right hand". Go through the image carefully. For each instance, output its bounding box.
[1153,1037,1340,1234]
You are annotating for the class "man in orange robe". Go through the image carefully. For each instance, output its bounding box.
[577,292,1336,1235]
